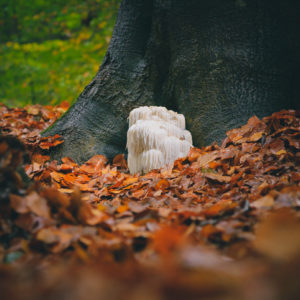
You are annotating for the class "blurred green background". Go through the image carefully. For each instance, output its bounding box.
[0,0,121,107]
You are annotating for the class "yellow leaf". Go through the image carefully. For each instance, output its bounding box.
[275,149,287,156]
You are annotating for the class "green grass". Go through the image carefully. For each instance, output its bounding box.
[0,0,120,107]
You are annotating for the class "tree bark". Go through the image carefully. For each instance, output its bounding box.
[44,0,300,163]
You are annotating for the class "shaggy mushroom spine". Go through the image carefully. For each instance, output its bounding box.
[127,106,193,174]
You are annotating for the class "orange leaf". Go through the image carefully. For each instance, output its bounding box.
[123,177,138,186]
[117,204,128,213]
[60,164,73,172]
[203,200,237,217]
[155,179,170,191]
[208,161,221,169]
[50,171,64,183]
[113,154,128,169]
[60,173,76,187]
[62,157,78,167]
[152,225,185,256]
[31,153,50,164]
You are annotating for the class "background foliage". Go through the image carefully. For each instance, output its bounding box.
[0,0,120,107]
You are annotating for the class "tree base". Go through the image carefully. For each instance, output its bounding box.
[44,0,300,163]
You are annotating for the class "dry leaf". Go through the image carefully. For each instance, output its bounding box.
[251,195,274,209]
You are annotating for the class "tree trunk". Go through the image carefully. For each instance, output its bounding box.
[44,0,300,163]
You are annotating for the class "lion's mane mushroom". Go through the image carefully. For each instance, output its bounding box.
[127,106,193,174]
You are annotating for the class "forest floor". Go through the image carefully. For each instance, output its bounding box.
[0,103,299,300]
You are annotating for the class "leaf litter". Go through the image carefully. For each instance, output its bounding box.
[0,103,300,300]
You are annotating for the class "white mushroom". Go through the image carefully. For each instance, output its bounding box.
[127,106,193,174]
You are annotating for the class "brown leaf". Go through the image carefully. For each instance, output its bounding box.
[36,227,73,253]
[26,192,51,219]
[188,147,202,162]
[201,224,222,239]
[227,115,266,144]
[113,154,128,169]
[241,142,259,153]
[203,200,238,217]
[248,131,264,142]
[253,209,300,261]
[285,135,300,149]
[131,189,145,199]
[39,134,64,149]
[0,141,9,155]
[219,147,238,160]
[152,225,185,256]
[269,138,285,155]
[197,151,219,168]
[10,194,29,214]
[204,173,231,183]
[115,223,137,232]
[15,213,46,232]
[78,203,108,225]
[251,195,274,209]
[79,164,96,174]
[86,155,107,170]
[40,187,70,208]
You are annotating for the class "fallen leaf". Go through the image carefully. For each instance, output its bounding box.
[155,179,170,191]
[197,151,219,168]
[78,203,108,225]
[253,209,300,261]
[113,154,128,169]
[152,225,185,256]
[26,192,51,219]
[36,227,73,253]
[251,195,274,209]
[248,131,264,142]
[123,177,138,186]
[10,194,29,213]
[204,173,231,183]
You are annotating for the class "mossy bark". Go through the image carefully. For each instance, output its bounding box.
[44,0,300,163]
